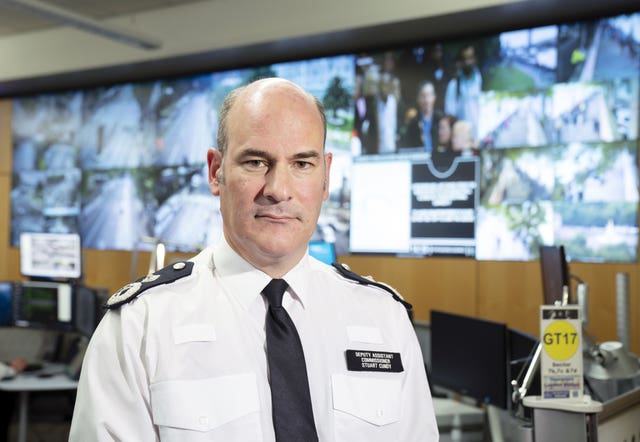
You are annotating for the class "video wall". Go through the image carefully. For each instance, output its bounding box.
[10,11,640,263]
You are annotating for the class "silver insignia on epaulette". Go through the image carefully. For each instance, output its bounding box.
[140,273,160,283]
[107,281,142,306]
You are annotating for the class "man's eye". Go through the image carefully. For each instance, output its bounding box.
[295,161,313,169]
[244,159,266,168]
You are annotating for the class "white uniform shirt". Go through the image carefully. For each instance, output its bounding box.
[69,240,439,441]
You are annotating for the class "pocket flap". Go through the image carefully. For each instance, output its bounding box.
[347,326,383,344]
[331,374,401,426]
[151,373,259,432]
[173,324,216,344]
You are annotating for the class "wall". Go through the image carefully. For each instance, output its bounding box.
[1,98,637,354]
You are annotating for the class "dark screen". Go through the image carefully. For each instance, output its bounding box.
[14,282,73,331]
[73,285,106,337]
[430,309,508,409]
[509,327,539,362]
[0,282,13,326]
[21,285,58,323]
[539,245,569,305]
[508,327,541,412]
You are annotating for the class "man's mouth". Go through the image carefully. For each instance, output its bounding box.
[256,213,295,222]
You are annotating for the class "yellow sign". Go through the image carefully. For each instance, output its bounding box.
[542,320,579,361]
[540,305,583,400]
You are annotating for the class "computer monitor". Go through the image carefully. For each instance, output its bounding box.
[19,232,82,280]
[509,327,539,362]
[13,281,74,331]
[73,286,108,337]
[308,241,337,265]
[0,282,15,326]
[539,245,570,305]
[508,327,541,415]
[430,309,508,409]
[509,328,541,394]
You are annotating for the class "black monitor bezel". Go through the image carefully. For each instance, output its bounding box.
[430,309,509,409]
[13,280,75,332]
[539,245,570,305]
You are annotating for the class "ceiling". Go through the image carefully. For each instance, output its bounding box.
[0,0,204,37]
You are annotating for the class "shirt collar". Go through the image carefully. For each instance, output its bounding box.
[213,238,313,311]
[281,255,313,310]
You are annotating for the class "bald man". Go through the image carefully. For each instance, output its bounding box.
[70,78,438,441]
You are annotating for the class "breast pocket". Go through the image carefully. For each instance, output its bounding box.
[331,373,402,441]
[150,373,262,442]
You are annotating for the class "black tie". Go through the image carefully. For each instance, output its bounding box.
[263,279,318,442]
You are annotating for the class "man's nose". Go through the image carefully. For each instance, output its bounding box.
[263,164,292,201]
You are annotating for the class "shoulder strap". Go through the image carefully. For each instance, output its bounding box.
[331,262,413,320]
[105,261,194,310]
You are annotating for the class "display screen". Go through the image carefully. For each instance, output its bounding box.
[11,56,354,254]
[308,241,337,265]
[539,245,570,305]
[430,309,508,409]
[508,327,541,406]
[350,152,478,256]
[0,283,13,327]
[14,281,73,330]
[350,13,639,261]
[9,12,640,263]
[20,232,82,279]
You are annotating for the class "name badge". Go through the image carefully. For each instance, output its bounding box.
[346,349,403,373]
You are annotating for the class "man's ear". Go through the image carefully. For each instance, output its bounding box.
[323,152,333,200]
[207,148,222,196]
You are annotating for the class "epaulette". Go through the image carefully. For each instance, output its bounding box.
[105,261,194,310]
[331,262,413,320]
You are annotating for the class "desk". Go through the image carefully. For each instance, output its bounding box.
[433,397,486,441]
[0,369,77,442]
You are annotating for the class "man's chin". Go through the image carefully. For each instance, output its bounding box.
[256,238,308,258]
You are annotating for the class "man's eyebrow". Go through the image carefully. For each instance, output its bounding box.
[291,150,321,160]
[237,148,273,161]
[237,148,321,161]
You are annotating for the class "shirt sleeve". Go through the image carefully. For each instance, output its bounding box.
[69,305,158,442]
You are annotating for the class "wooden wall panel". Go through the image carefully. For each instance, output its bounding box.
[339,255,640,354]
[0,100,12,281]
[0,176,11,281]
[570,262,638,348]
[81,248,194,295]
[475,260,542,335]
[341,255,477,320]
[0,100,10,175]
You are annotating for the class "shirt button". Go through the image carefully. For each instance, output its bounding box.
[377,409,384,417]
[173,262,186,270]
[199,416,209,427]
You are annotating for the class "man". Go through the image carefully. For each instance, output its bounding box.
[69,78,438,441]
[400,80,442,153]
[425,43,449,116]
[445,45,482,139]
